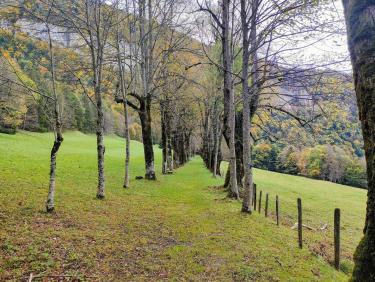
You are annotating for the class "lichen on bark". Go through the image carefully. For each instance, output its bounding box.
[343,0,375,280]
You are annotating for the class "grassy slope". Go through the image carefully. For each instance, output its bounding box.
[0,131,363,281]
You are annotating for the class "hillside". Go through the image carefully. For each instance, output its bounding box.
[0,132,365,281]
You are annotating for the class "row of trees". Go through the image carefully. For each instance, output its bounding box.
[197,0,375,276]
[1,0,203,210]
[197,0,349,212]
[2,0,365,210]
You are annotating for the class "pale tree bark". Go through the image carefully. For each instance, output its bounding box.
[123,100,130,188]
[241,0,259,213]
[115,20,130,188]
[124,0,131,188]
[46,25,63,212]
[222,0,239,199]
[80,0,108,198]
[241,0,252,213]
[43,0,108,198]
[342,1,375,280]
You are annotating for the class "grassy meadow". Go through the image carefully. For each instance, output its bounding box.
[0,131,366,281]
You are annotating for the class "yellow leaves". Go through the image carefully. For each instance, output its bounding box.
[310,169,321,178]
[1,49,11,60]
[87,89,95,98]
[129,123,142,141]
[75,70,85,79]
[297,148,311,175]
[111,103,122,113]
[256,143,272,152]
[1,50,36,90]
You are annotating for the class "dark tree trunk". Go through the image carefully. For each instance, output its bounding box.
[172,129,187,167]
[235,111,244,186]
[185,132,192,161]
[343,1,375,280]
[161,105,167,174]
[166,109,173,172]
[139,97,156,180]
[212,117,221,177]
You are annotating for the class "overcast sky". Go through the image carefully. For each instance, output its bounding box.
[191,0,351,72]
[295,0,351,72]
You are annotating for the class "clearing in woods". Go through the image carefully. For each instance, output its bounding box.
[0,131,365,281]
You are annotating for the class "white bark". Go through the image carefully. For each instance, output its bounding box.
[46,25,63,212]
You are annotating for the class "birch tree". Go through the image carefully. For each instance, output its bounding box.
[45,23,63,212]
[112,2,132,188]
[1,2,66,211]
[0,18,63,212]
[41,0,116,198]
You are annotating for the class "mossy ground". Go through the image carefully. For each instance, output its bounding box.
[0,131,364,281]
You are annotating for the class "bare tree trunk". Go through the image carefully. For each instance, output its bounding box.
[241,0,252,213]
[138,0,156,180]
[139,98,156,180]
[222,0,239,199]
[116,21,130,188]
[241,0,259,212]
[123,102,130,188]
[161,104,168,174]
[223,112,244,188]
[46,26,63,212]
[166,109,174,172]
[213,121,220,178]
[46,137,62,212]
[96,90,105,198]
[94,50,105,198]
[343,1,375,280]
[85,1,106,199]
[235,112,244,186]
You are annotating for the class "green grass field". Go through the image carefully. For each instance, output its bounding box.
[0,131,366,281]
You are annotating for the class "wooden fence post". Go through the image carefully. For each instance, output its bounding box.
[253,184,257,210]
[276,195,279,226]
[334,208,341,270]
[258,190,262,213]
[265,193,269,217]
[297,198,302,249]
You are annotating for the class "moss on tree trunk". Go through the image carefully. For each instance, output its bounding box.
[343,1,375,280]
